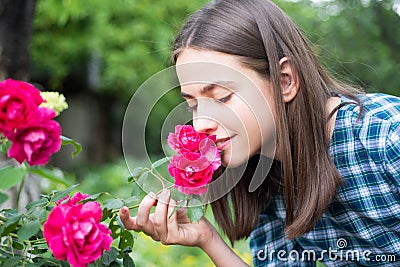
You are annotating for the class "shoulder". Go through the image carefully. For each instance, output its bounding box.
[336,93,400,143]
[358,93,400,122]
[338,93,400,122]
[332,93,400,182]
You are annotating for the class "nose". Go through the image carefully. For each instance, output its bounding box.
[193,116,218,135]
[192,98,219,134]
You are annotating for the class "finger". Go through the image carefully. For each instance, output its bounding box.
[165,198,179,238]
[153,189,170,241]
[167,198,178,222]
[136,192,157,228]
[119,206,139,230]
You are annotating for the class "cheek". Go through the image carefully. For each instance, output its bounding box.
[232,98,262,140]
[236,92,275,145]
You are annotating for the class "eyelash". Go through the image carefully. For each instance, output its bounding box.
[186,94,233,112]
[216,94,232,103]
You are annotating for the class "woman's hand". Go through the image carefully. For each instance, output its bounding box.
[119,189,250,266]
[119,189,216,248]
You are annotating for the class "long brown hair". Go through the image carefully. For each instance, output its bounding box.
[172,0,362,243]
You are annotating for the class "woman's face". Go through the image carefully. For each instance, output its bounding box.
[175,48,276,168]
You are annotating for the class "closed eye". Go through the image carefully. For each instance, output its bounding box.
[185,93,232,113]
[216,94,233,103]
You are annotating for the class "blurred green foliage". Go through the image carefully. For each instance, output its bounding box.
[31,0,400,96]
[272,0,400,95]
[32,0,208,96]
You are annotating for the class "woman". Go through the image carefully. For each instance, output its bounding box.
[120,0,400,266]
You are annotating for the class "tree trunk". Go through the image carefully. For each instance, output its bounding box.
[0,0,38,210]
[0,0,37,81]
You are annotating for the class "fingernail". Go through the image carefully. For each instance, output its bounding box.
[148,191,156,197]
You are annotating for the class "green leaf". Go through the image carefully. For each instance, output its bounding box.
[135,171,164,194]
[1,256,24,266]
[123,253,135,267]
[151,157,169,169]
[12,240,24,250]
[103,198,124,210]
[0,191,8,205]
[29,248,51,255]
[186,198,204,223]
[116,215,126,230]
[25,197,49,210]
[51,184,79,202]
[143,176,164,194]
[135,171,148,186]
[0,213,22,236]
[119,230,134,251]
[82,192,104,202]
[61,135,82,158]
[109,216,122,239]
[170,188,186,201]
[27,167,70,186]
[123,196,139,207]
[101,208,112,221]
[0,139,11,154]
[101,247,119,265]
[130,182,146,200]
[0,166,26,190]
[17,220,41,241]
[128,167,143,183]
[30,208,47,222]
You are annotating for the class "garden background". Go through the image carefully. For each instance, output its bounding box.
[0,0,399,266]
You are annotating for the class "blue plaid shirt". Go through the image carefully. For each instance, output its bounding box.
[250,93,400,266]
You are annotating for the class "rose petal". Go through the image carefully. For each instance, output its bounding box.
[48,235,68,260]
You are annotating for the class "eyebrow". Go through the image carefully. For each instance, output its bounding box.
[180,81,235,98]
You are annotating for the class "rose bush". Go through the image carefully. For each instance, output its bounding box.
[0,79,134,267]
[0,79,222,266]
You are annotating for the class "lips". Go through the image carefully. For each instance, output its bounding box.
[215,135,235,150]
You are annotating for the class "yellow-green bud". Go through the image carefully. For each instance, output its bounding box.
[40,92,69,116]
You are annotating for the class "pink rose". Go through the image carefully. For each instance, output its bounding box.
[197,137,221,171]
[0,78,44,135]
[167,125,221,195]
[7,108,61,166]
[168,153,215,195]
[44,193,113,267]
[168,125,217,154]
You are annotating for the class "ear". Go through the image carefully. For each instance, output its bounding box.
[279,57,300,103]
